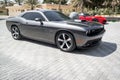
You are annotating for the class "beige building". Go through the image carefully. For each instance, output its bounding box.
[6,4,73,16]
[39,4,73,14]
[6,4,31,16]
[0,8,8,15]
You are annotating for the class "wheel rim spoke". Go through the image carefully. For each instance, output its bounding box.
[14,34,17,38]
[58,38,64,42]
[12,28,16,32]
[66,38,71,42]
[65,42,70,49]
[60,43,65,48]
[12,33,15,36]
[15,32,19,35]
[62,33,66,40]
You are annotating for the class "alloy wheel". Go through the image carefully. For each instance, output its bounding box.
[56,32,76,51]
[11,26,21,40]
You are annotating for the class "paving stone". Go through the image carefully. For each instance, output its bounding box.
[0,20,120,80]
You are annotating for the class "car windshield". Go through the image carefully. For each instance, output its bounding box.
[43,11,70,21]
[84,13,90,16]
[80,13,90,16]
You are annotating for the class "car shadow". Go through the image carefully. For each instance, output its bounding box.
[70,41,117,57]
[21,38,117,57]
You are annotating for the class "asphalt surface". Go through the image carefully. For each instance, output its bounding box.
[0,20,120,80]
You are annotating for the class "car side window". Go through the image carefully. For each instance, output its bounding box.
[22,12,45,21]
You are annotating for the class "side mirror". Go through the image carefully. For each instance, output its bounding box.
[35,18,43,25]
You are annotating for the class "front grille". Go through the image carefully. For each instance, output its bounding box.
[83,38,101,47]
[86,28,104,36]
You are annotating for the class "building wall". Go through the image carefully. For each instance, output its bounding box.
[6,4,73,16]
[0,8,7,15]
[40,4,73,14]
[6,5,31,16]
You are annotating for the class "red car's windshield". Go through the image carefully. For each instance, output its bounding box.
[80,13,91,16]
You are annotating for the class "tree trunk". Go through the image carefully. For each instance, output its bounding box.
[58,0,61,11]
[31,4,34,10]
[18,0,21,5]
[80,0,84,12]
[4,0,7,6]
[31,0,34,10]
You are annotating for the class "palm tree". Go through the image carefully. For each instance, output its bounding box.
[58,0,61,11]
[111,0,120,11]
[15,0,24,5]
[4,0,8,6]
[54,0,67,11]
[44,0,67,11]
[44,0,53,3]
[1,0,14,7]
[71,0,109,12]
[71,0,87,12]
[25,0,39,10]
[102,0,120,11]
[57,0,67,11]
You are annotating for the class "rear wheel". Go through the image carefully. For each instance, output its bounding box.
[11,26,22,40]
[56,32,76,52]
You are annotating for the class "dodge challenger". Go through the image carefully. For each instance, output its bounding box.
[6,9,105,52]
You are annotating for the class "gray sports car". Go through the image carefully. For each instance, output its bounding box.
[6,9,105,52]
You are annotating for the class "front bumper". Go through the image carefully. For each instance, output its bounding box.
[102,20,107,24]
[75,31,105,48]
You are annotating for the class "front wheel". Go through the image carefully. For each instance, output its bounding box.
[56,32,76,52]
[11,26,22,40]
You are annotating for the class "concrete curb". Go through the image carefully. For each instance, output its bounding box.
[105,17,120,22]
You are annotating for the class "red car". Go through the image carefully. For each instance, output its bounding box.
[79,13,107,24]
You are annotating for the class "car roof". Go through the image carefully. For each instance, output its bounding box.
[26,9,56,13]
[18,9,56,17]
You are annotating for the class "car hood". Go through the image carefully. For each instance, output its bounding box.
[94,16,106,19]
[95,15,104,18]
[63,20,103,28]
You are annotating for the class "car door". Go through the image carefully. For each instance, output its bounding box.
[20,12,47,41]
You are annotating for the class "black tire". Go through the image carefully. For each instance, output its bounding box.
[56,32,76,52]
[11,26,22,40]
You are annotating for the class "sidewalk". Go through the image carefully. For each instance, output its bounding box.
[105,17,120,22]
[0,15,9,20]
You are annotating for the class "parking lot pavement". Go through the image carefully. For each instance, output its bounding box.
[0,20,120,80]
